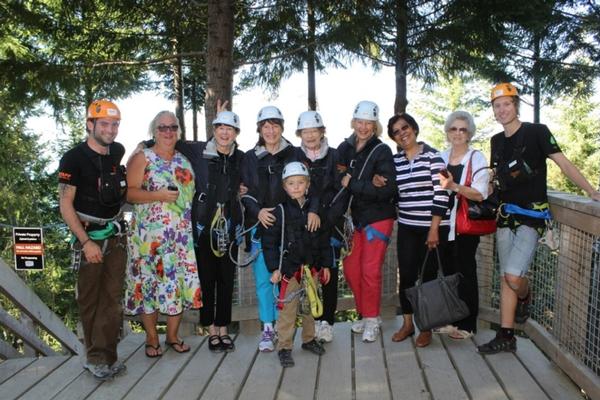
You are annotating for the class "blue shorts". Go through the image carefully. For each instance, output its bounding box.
[496,226,540,277]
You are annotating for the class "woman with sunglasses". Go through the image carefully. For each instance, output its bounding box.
[124,111,201,357]
[437,111,490,340]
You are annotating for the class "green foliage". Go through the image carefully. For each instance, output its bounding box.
[546,93,600,194]
[236,1,363,93]
[410,75,496,154]
[0,96,77,330]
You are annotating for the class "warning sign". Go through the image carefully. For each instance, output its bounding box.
[13,227,44,271]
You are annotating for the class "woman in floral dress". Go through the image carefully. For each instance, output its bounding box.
[125,111,201,357]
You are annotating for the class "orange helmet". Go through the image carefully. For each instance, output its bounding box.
[87,99,121,120]
[490,83,519,102]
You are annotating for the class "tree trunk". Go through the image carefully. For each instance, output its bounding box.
[172,38,186,140]
[205,0,234,140]
[307,0,317,110]
[532,32,541,123]
[191,78,198,141]
[394,0,409,114]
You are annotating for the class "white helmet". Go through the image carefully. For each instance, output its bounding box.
[282,161,309,180]
[213,111,240,130]
[297,110,324,131]
[257,105,284,123]
[353,100,379,121]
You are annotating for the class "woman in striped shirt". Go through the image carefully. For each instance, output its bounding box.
[388,113,450,348]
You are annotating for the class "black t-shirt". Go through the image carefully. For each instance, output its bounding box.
[58,141,126,219]
[490,122,561,206]
[447,163,463,211]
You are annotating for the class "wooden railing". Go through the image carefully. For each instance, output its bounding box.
[0,258,83,359]
[476,191,600,400]
[4,190,599,399]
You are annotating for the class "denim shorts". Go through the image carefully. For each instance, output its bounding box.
[496,226,540,277]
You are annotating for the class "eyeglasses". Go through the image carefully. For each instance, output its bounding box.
[392,124,411,136]
[157,124,179,133]
[449,127,469,134]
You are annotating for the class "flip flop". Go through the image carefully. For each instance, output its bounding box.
[145,343,162,358]
[165,339,191,353]
[432,325,457,335]
[448,329,474,340]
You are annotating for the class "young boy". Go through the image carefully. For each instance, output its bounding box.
[262,161,332,367]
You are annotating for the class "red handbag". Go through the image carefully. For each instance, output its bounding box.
[455,152,497,236]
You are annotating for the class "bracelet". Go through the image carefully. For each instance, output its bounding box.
[452,185,460,193]
[81,238,91,247]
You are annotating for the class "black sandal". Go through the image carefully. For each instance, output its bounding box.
[220,334,235,352]
[208,335,223,353]
[165,339,190,353]
[145,343,162,358]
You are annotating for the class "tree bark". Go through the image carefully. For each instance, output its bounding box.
[532,32,541,123]
[394,0,409,114]
[172,38,186,140]
[307,0,317,110]
[205,0,234,140]
[191,78,198,141]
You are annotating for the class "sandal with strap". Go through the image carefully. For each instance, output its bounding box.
[448,329,474,340]
[208,335,223,353]
[145,343,162,358]
[477,333,517,354]
[165,339,190,353]
[220,334,235,352]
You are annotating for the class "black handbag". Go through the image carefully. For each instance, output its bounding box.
[467,187,499,220]
[466,156,499,220]
[404,248,469,331]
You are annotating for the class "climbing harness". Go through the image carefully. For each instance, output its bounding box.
[301,264,323,318]
[329,142,387,260]
[210,203,230,257]
[69,219,128,272]
[228,196,261,267]
[270,204,323,318]
[499,203,558,253]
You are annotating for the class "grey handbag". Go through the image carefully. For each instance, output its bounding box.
[405,248,469,331]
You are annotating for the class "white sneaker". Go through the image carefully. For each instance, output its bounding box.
[83,362,113,381]
[319,321,334,343]
[351,319,365,334]
[362,318,380,343]
[314,320,322,341]
[258,328,275,352]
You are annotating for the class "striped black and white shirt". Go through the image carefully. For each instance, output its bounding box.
[394,142,450,228]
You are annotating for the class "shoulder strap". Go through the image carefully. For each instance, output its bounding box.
[464,151,475,187]
[277,203,286,273]
[357,142,386,180]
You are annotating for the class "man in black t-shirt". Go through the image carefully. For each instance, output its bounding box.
[58,99,128,380]
[477,83,600,355]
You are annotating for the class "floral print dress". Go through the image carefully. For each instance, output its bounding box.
[124,148,202,315]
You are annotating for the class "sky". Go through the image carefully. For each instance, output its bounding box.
[30,63,529,163]
[117,63,400,158]
[29,64,413,163]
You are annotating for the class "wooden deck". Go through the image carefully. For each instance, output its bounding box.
[0,317,584,400]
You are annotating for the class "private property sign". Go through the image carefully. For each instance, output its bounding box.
[13,227,44,270]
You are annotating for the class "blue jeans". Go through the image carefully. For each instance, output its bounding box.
[251,229,278,323]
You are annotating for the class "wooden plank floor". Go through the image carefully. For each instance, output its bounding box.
[0,318,584,400]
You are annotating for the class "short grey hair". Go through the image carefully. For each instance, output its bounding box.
[444,110,476,141]
[148,110,181,139]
